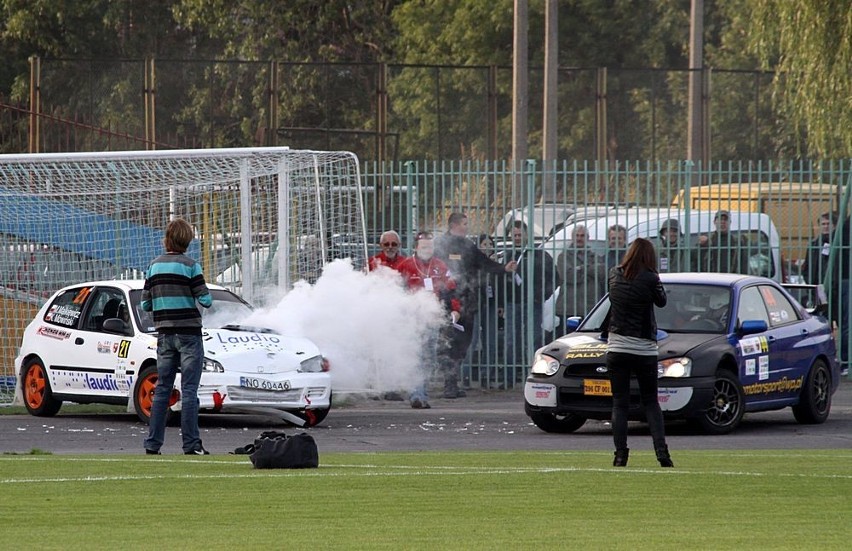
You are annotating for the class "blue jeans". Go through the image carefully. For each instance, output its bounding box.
[144,333,204,453]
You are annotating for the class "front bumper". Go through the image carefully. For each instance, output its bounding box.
[524,375,715,421]
[171,371,332,412]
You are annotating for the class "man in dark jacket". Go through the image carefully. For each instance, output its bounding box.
[504,221,560,366]
[434,212,517,397]
[697,210,748,273]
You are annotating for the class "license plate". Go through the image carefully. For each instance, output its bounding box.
[239,377,290,391]
[583,379,612,396]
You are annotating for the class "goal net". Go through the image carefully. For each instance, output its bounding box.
[0,147,367,405]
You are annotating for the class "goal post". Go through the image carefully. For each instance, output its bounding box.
[0,147,368,405]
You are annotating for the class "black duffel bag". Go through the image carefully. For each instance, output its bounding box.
[248,431,319,469]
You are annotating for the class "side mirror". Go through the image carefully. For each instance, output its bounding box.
[739,319,768,336]
[565,316,582,333]
[103,318,131,336]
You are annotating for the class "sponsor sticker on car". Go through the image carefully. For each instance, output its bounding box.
[524,383,557,407]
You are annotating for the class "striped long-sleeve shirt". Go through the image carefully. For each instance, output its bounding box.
[141,252,213,334]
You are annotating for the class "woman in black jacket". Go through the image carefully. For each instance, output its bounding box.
[605,238,673,468]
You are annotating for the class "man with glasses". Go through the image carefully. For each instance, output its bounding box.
[368,230,407,272]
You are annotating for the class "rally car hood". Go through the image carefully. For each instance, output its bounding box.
[546,330,725,363]
[201,325,321,374]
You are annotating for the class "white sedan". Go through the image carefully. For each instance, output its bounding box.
[14,280,332,426]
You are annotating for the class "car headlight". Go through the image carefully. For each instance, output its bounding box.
[658,357,691,378]
[300,355,325,373]
[530,353,561,376]
[203,358,224,373]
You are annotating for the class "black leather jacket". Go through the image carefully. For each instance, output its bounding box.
[605,266,667,341]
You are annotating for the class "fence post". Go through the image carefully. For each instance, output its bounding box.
[28,56,41,153]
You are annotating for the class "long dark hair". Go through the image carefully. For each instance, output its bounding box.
[619,238,657,279]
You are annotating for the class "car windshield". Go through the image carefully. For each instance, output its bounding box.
[579,283,731,334]
[129,289,254,333]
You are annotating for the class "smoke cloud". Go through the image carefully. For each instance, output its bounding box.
[243,259,446,395]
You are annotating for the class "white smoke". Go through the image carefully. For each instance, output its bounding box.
[243,258,446,394]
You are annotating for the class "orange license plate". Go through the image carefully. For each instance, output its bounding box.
[583,379,612,396]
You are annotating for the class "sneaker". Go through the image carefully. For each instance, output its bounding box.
[184,447,210,456]
[145,449,161,455]
[841,367,849,377]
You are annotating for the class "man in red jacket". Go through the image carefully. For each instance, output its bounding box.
[368,230,407,271]
[397,232,463,407]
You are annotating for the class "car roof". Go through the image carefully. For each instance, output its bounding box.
[58,279,228,293]
[548,207,776,243]
[659,272,774,287]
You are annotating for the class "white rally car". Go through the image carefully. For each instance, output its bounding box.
[14,280,332,426]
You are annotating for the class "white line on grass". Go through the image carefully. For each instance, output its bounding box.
[2,463,852,485]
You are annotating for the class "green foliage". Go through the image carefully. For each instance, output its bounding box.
[746,0,852,157]
[0,450,849,548]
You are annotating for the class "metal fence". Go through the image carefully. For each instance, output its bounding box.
[2,158,850,405]
[7,58,798,163]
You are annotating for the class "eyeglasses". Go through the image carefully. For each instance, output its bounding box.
[381,241,399,248]
[415,232,433,241]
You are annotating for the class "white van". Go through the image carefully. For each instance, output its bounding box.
[543,207,783,281]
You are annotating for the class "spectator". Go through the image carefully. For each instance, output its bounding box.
[397,232,462,407]
[803,212,838,286]
[466,234,505,386]
[555,224,606,321]
[142,218,213,456]
[697,210,748,273]
[653,218,688,273]
[836,214,851,377]
[504,221,560,368]
[603,237,673,468]
[604,224,628,275]
[434,212,517,397]
[368,230,407,272]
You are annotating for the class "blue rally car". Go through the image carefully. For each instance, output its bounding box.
[524,273,840,435]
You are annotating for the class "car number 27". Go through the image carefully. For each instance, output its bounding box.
[239,377,290,391]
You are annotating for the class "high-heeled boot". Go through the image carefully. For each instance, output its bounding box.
[655,445,674,468]
[613,448,629,467]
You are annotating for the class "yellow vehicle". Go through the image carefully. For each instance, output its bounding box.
[672,183,842,264]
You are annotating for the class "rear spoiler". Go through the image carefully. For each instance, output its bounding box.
[781,283,828,317]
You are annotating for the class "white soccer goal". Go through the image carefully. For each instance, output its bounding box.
[0,147,368,405]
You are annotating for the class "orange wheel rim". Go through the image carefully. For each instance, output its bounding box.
[137,373,157,416]
[24,364,46,409]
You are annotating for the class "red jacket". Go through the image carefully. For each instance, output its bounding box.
[368,251,407,272]
[397,255,461,313]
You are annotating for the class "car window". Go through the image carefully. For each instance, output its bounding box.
[128,288,253,333]
[80,288,128,333]
[43,286,93,329]
[737,286,770,327]
[656,284,730,333]
[758,285,800,327]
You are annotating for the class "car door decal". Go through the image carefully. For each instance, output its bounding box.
[117,340,131,358]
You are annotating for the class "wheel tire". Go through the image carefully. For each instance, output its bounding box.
[21,358,62,417]
[133,365,176,425]
[528,409,587,433]
[792,359,832,424]
[693,370,745,435]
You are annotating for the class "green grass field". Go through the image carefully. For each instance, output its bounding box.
[1,450,850,550]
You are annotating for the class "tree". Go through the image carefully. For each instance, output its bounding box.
[746,0,852,158]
